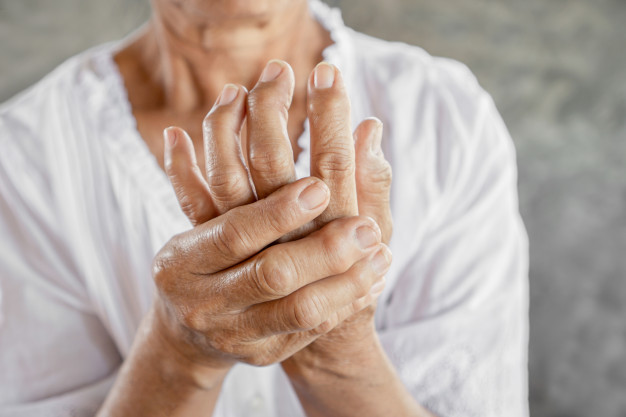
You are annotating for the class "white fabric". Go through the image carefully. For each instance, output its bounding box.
[0,1,529,416]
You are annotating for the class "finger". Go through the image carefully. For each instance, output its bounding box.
[160,177,330,275]
[211,215,382,310]
[354,118,393,244]
[164,127,217,226]
[308,62,358,225]
[204,83,255,214]
[219,276,387,365]
[246,60,297,199]
[240,244,392,338]
[307,277,386,337]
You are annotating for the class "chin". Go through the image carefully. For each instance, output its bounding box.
[166,0,298,19]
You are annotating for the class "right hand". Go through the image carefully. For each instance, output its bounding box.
[150,175,390,387]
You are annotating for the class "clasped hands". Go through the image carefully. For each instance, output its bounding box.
[151,59,393,388]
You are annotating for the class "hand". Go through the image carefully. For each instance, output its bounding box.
[164,59,393,377]
[150,77,391,388]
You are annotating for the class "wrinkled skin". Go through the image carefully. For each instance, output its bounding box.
[156,60,393,373]
[98,60,430,417]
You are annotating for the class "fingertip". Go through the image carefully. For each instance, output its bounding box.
[249,60,295,110]
[371,118,384,153]
[307,64,350,125]
[259,59,285,83]
[163,126,181,169]
[365,116,384,135]
[217,83,240,106]
[257,59,295,89]
[354,118,383,156]
[313,62,335,89]
[164,126,197,170]
[206,84,247,121]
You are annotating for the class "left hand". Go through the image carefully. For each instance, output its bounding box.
[163,59,393,376]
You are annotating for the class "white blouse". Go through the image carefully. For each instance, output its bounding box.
[0,1,529,416]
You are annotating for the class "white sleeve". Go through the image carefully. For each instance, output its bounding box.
[379,98,529,417]
[0,113,121,416]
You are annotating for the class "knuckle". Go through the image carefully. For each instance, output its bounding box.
[152,238,180,293]
[206,169,248,201]
[181,308,206,332]
[253,252,294,298]
[315,147,355,178]
[246,353,275,367]
[319,228,353,273]
[208,329,237,354]
[259,199,303,236]
[264,203,300,236]
[178,193,207,226]
[248,145,293,176]
[338,262,371,300]
[312,316,337,335]
[292,293,326,330]
[366,159,392,186]
[213,215,253,260]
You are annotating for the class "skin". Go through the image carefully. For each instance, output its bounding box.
[99,0,436,416]
[114,0,331,169]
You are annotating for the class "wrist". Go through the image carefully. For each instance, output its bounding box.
[147,301,232,391]
[282,329,421,417]
[283,325,382,384]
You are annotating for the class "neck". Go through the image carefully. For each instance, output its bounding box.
[121,0,330,113]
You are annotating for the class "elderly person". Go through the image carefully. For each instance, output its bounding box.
[0,0,528,416]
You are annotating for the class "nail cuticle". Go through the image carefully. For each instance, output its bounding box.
[260,60,284,83]
[217,84,239,106]
[314,62,335,89]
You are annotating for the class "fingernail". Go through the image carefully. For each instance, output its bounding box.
[371,246,391,274]
[356,226,379,249]
[314,62,335,89]
[260,60,284,82]
[370,119,383,154]
[217,84,239,106]
[163,127,177,148]
[298,181,329,210]
[369,277,386,297]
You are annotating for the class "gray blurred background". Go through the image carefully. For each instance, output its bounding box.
[1,0,625,415]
